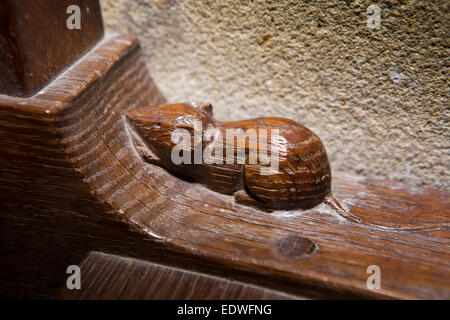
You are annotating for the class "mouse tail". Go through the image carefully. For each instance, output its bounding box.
[324,195,450,231]
[324,195,363,223]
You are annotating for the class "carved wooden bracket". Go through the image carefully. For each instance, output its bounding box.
[124,103,449,232]
[0,2,449,299]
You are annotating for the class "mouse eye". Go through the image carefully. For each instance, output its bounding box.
[154,122,162,128]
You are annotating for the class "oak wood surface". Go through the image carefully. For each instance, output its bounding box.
[56,252,296,300]
[0,33,448,299]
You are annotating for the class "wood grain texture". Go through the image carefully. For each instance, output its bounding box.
[0,33,449,299]
[56,252,296,300]
[0,33,168,298]
[0,0,103,97]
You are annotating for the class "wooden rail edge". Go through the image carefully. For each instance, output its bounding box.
[0,33,448,299]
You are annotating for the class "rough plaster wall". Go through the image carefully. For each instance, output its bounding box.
[101,0,449,190]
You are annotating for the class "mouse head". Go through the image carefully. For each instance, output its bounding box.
[125,103,212,135]
[125,103,214,163]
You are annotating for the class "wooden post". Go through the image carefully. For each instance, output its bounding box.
[0,0,448,300]
[0,0,103,97]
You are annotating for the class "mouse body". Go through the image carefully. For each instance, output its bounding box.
[125,102,338,212]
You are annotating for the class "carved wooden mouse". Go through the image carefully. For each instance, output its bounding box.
[125,102,361,222]
[125,103,450,231]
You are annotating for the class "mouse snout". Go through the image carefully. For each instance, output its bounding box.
[125,107,148,121]
[125,108,142,122]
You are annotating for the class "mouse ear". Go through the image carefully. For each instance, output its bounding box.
[189,102,213,117]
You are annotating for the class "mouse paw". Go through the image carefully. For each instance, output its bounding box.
[234,190,273,213]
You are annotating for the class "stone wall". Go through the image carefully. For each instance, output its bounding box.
[101,0,448,189]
